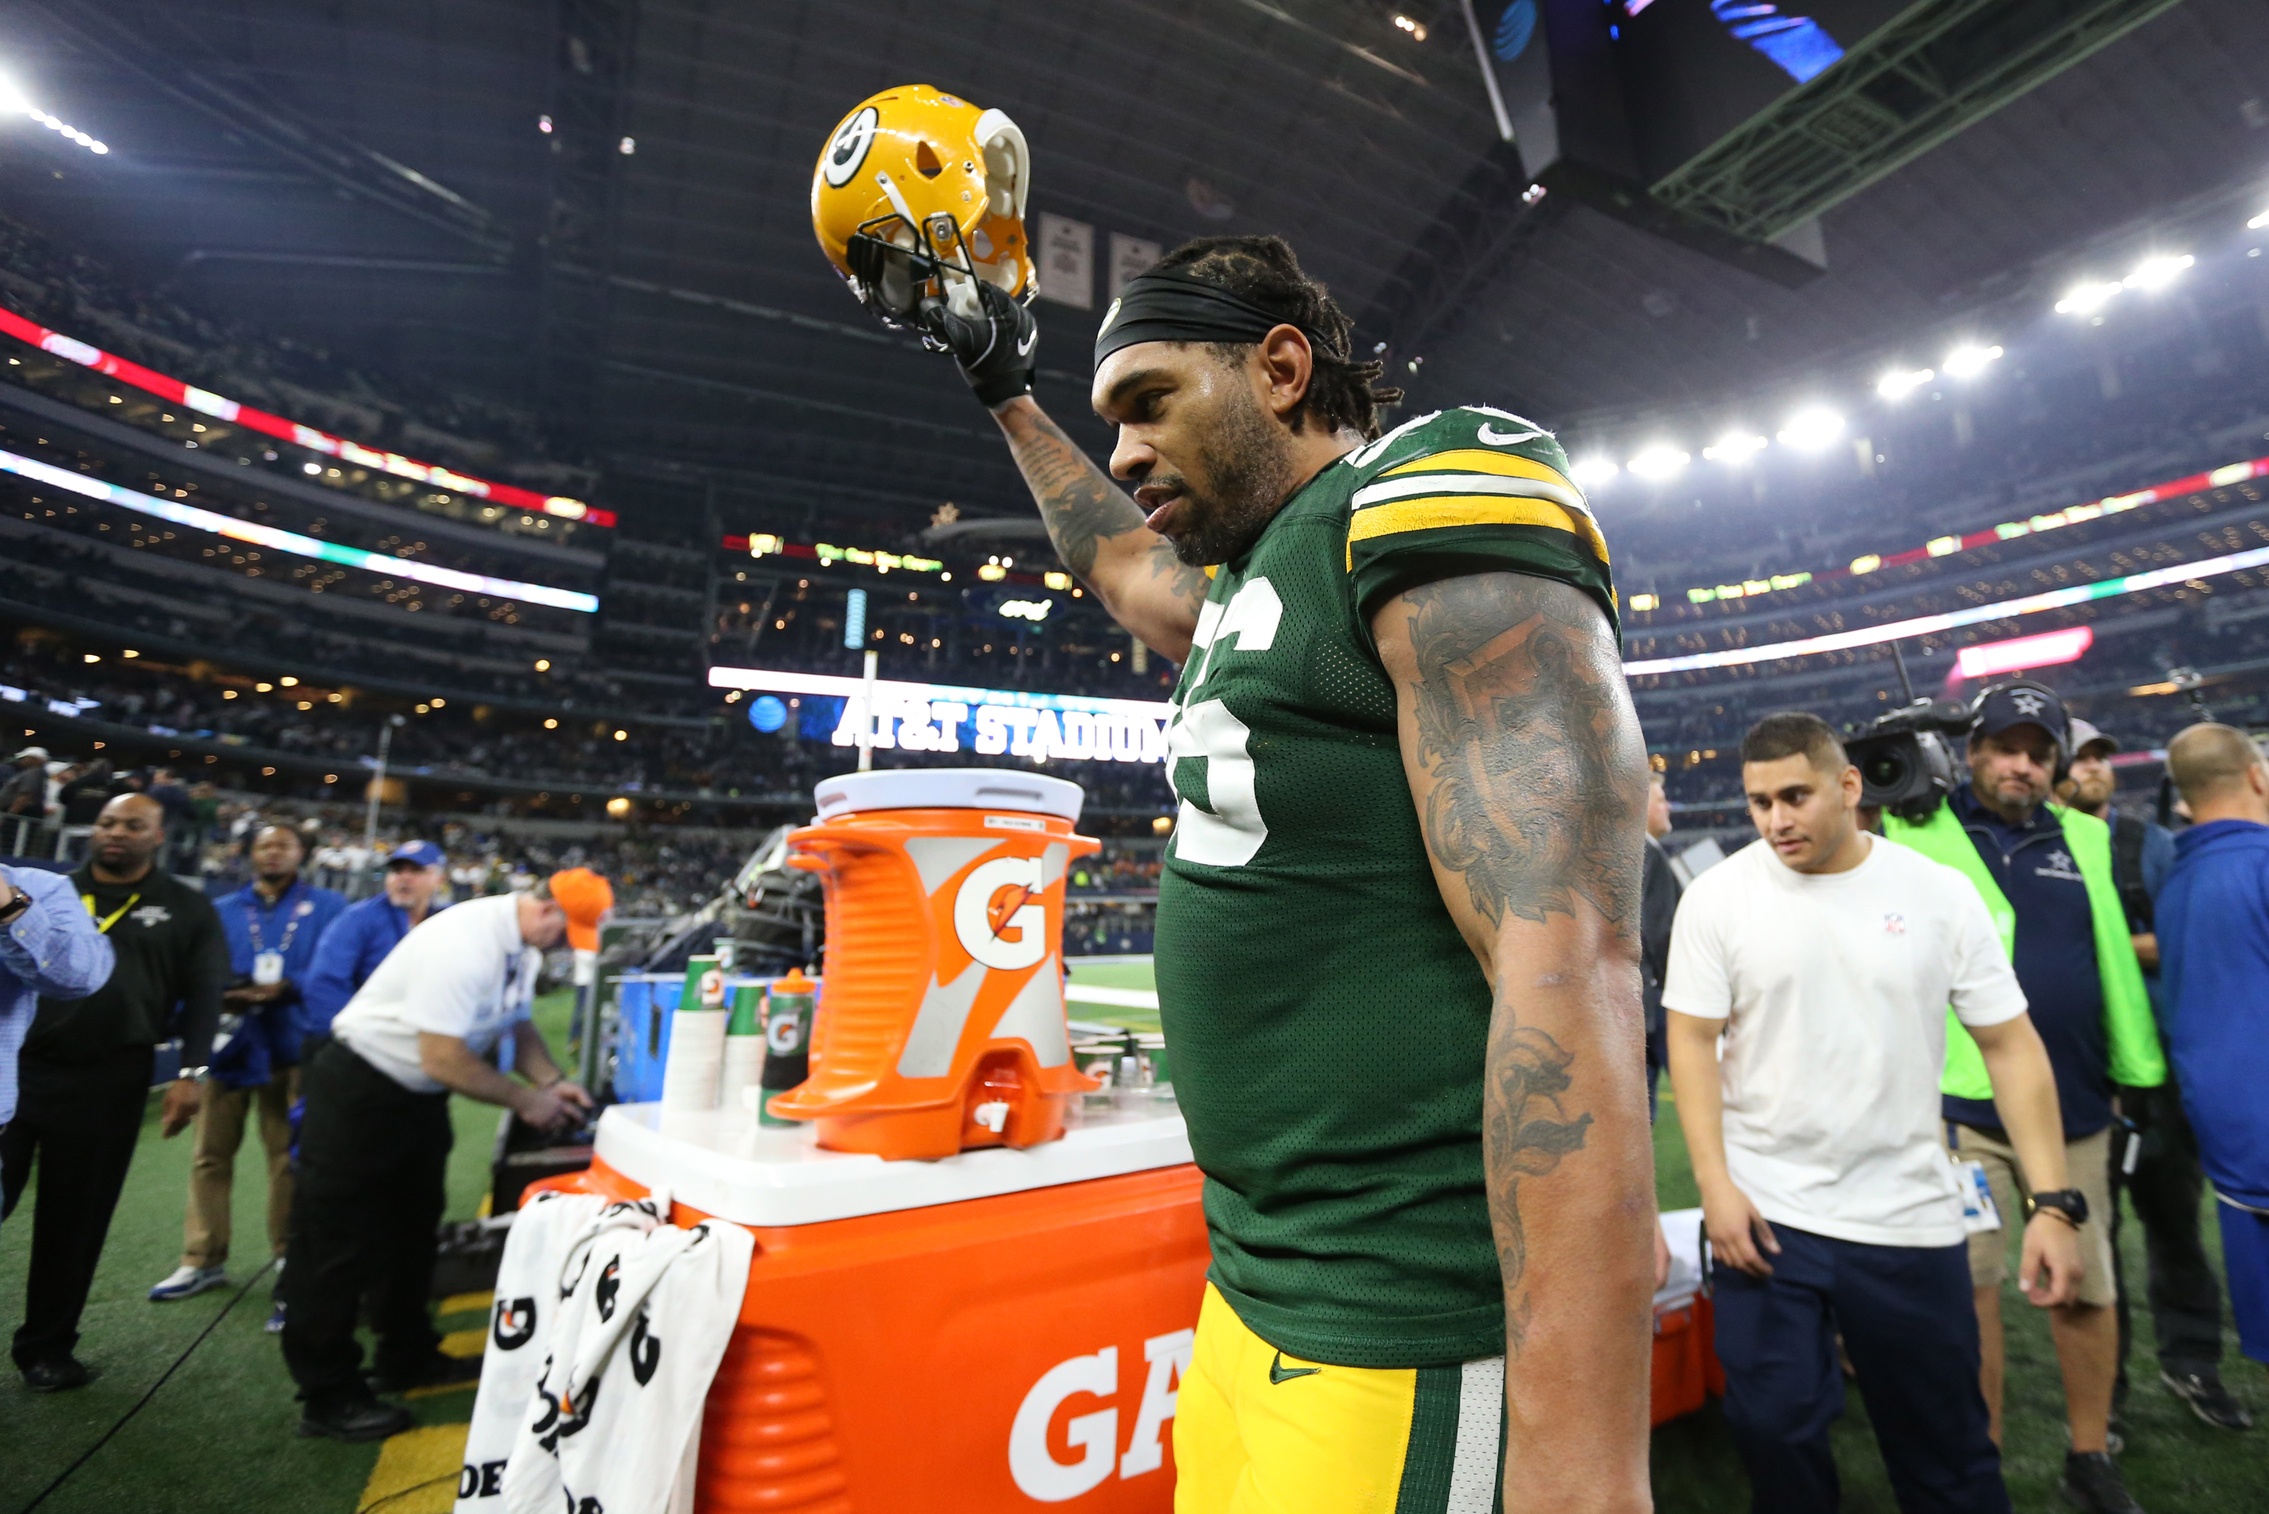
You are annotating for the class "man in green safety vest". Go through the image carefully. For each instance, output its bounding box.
[1884,680,2165,1514]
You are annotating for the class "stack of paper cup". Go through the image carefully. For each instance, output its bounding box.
[660,954,728,1111]
[718,982,767,1117]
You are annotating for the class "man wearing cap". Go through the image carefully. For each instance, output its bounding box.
[280,868,610,1441]
[0,747,50,823]
[2063,723,2248,1432]
[1884,682,2164,1514]
[297,839,448,1051]
[149,825,346,1326]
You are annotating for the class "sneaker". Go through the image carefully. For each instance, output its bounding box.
[366,1352,482,1395]
[297,1394,413,1442]
[2059,1451,2144,1514]
[20,1356,96,1392]
[148,1264,227,1302]
[263,1302,287,1335]
[2161,1368,2255,1431]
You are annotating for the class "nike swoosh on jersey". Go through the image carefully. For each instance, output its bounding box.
[1477,422,1544,446]
[1016,331,1037,356]
[1268,1350,1322,1385]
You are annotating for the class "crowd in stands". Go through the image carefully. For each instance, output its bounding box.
[0,212,584,499]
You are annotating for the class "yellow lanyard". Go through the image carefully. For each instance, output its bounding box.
[81,891,141,935]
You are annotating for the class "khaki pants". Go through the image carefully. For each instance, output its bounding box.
[1947,1122,2117,1308]
[182,1068,299,1268]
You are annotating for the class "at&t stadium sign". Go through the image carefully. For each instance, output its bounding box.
[707,666,1170,765]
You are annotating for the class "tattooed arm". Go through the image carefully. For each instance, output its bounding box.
[989,395,1208,662]
[1372,571,1655,1513]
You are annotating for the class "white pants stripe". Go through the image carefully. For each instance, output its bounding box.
[1446,1355,1504,1513]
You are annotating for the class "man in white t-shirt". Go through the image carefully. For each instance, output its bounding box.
[1665,712,2082,1513]
[279,868,612,1442]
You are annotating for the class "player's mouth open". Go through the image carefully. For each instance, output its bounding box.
[1137,487,1183,534]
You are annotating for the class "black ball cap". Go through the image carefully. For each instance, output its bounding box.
[1972,683,2070,748]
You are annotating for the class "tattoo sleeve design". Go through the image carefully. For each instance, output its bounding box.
[1393,571,1646,1354]
[1000,406,1207,608]
[1489,1027,1595,1351]
[1403,574,1644,929]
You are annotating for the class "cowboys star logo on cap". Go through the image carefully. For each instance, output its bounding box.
[2010,690,2047,717]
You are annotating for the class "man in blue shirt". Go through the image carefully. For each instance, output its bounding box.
[149,825,343,1320]
[2158,724,2269,1390]
[0,862,114,1138]
[2064,721,2249,1432]
[298,840,446,1045]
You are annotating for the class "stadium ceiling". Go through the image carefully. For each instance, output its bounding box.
[0,0,2264,550]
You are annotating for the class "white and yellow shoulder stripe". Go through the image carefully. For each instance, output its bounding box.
[1346,447,1609,566]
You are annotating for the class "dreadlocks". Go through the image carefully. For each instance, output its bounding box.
[1149,235,1403,440]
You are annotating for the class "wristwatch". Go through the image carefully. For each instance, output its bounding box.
[0,882,28,927]
[2028,1188,2089,1227]
[175,1065,210,1083]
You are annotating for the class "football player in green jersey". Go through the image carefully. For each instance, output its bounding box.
[920,236,1654,1513]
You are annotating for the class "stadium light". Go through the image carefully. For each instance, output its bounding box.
[1568,455,1619,487]
[1626,444,1689,480]
[1776,406,1843,451]
[2249,208,2269,231]
[1941,344,2003,380]
[1875,367,1933,400]
[0,73,109,154]
[2123,253,2193,291]
[1701,431,1767,464]
[2054,280,2123,317]
[1954,626,2093,680]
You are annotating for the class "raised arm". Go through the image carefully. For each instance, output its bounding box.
[1371,570,1654,1513]
[989,395,1207,661]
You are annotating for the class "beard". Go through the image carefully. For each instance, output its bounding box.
[1156,382,1304,567]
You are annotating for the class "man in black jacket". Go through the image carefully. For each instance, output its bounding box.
[1641,769,1683,1122]
[0,793,227,1390]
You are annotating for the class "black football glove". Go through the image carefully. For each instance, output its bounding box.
[917,278,1037,409]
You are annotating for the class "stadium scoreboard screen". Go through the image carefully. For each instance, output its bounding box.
[1611,0,1912,182]
[1476,0,2175,281]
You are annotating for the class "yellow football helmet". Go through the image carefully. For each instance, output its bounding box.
[811,84,1032,329]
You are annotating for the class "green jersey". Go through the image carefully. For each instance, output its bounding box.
[1154,406,1616,1368]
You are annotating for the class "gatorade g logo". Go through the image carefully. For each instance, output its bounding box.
[493,1296,537,1351]
[596,1257,621,1322]
[700,968,726,1007]
[766,1001,806,1055]
[954,855,1047,972]
[1008,1329,1193,1501]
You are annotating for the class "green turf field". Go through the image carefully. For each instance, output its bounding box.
[2,968,2260,1512]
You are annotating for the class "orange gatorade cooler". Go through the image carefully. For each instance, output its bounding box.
[772,769,1103,1160]
[552,1050,1208,1510]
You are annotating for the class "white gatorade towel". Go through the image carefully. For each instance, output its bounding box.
[499,1200,754,1514]
[456,1189,669,1511]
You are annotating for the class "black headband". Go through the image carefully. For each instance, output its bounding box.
[1093,271,1336,369]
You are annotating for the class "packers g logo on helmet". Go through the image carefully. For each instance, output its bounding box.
[810,84,1033,328]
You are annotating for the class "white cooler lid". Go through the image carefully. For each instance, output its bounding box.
[594,1100,1189,1226]
[813,768,1085,823]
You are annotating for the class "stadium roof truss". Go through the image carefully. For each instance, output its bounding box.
[1652,0,2192,245]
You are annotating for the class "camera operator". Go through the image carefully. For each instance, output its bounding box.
[2061,722,2247,1431]
[280,867,610,1442]
[1667,713,2076,1513]
[1880,683,2163,1514]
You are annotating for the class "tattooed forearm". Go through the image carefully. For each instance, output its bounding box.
[990,398,1207,657]
[997,403,1145,577]
[1400,573,1646,931]
[1487,1024,1594,1350]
